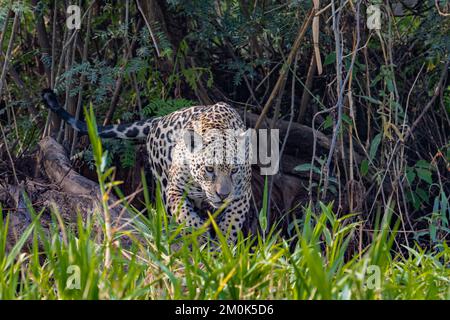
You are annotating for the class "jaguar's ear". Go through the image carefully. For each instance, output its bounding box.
[183,129,203,153]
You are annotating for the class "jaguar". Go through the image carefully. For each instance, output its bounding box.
[41,89,252,243]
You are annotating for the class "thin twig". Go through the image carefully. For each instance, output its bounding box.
[136,0,161,57]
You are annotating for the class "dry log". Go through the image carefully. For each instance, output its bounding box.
[1,137,135,250]
[38,136,130,228]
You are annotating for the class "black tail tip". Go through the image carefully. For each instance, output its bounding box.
[41,88,59,110]
[41,88,55,98]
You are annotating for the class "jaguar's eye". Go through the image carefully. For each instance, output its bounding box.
[231,167,239,174]
[205,166,214,173]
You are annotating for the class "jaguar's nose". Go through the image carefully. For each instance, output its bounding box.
[215,175,232,201]
[216,190,230,200]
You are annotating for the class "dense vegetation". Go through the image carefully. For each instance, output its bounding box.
[0,0,449,299]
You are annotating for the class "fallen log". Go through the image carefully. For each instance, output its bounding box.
[37,136,131,228]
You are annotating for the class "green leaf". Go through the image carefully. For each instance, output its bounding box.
[429,222,436,242]
[406,167,416,185]
[416,187,429,204]
[323,52,336,66]
[259,176,269,233]
[369,133,382,161]
[440,191,448,224]
[386,79,394,93]
[360,159,369,176]
[406,190,420,210]
[432,196,440,214]
[100,151,109,173]
[342,114,352,126]
[415,160,430,169]
[323,115,333,129]
[416,168,433,184]
[294,163,321,175]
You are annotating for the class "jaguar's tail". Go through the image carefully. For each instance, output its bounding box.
[41,89,154,139]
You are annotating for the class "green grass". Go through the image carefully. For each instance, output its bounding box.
[1,197,450,300]
[0,107,449,300]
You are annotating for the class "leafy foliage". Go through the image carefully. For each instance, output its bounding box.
[142,98,196,117]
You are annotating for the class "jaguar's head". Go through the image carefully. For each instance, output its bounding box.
[185,127,250,209]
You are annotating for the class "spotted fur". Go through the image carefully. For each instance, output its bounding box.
[42,89,251,243]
